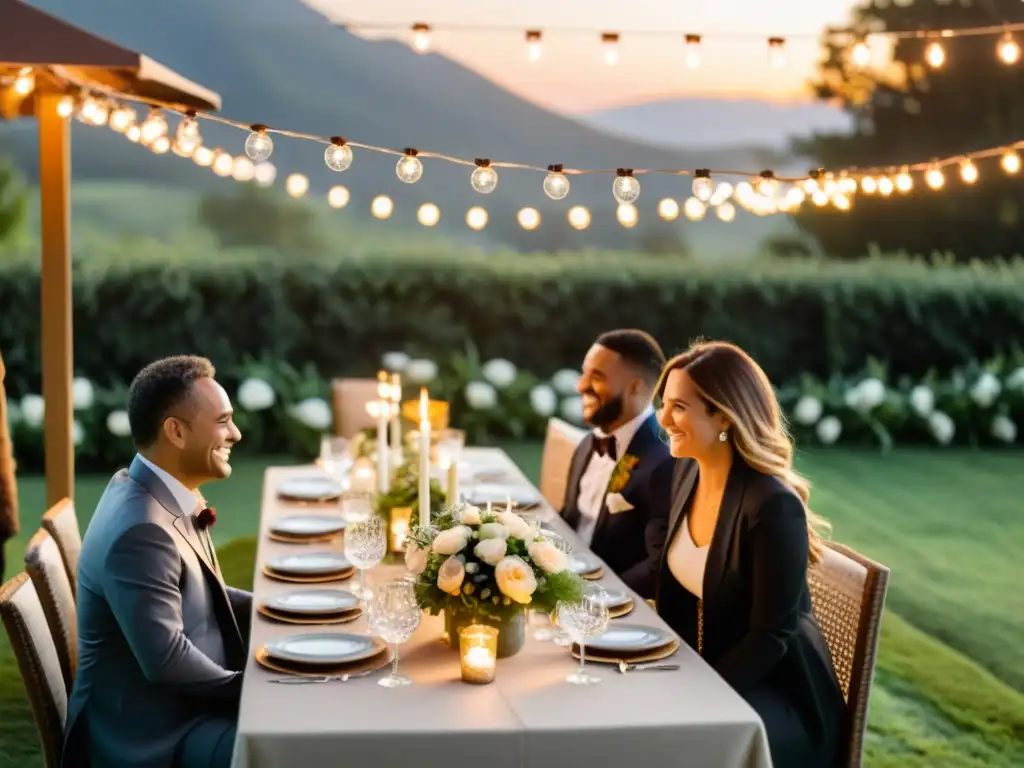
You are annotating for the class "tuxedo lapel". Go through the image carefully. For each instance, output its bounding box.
[562,434,595,528]
[667,459,698,543]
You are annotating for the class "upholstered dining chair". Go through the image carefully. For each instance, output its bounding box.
[538,417,586,510]
[0,572,68,767]
[331,378,381,437]
[808,540,890,768]
[41,498,81,595]
[24,528,78,693]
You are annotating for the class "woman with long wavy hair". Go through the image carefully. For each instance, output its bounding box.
[653,340,844,767]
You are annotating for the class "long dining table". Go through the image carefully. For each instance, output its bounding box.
[230,447,772,768]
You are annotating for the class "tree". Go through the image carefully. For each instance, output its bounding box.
[795,1,1024,260]
[0,156,28,246]
[197,184,323,252]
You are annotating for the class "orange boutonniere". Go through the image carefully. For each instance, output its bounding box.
[608,454,640,494]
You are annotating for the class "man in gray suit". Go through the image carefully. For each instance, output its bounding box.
[63,355,251,768]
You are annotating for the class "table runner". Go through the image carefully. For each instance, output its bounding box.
[231,448,772,768]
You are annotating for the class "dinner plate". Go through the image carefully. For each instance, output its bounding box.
[265,552,352,576]
[270,515,347,537]
[590,586,631,610]
[263,589,359,616]
[587,623,674,654]
[568,552,603,575]
[277,476,344,501]
[265,632,381,665]
[464,483,542,509]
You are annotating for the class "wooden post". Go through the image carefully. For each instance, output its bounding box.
[37,91,74,506]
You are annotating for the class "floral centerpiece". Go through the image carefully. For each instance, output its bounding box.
[404,502,584,657]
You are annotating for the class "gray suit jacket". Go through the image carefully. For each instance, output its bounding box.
[62,457,252,768]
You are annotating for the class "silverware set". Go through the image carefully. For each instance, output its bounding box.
[617,661,680,674]
[269,668,379,684]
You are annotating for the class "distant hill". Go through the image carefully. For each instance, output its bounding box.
[2,0,802,253]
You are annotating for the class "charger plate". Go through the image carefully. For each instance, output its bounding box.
[268,531,341,544]
[255,644,392,678]
[256,605,362,626]
[571,637,679,665]
[261,566,354,584]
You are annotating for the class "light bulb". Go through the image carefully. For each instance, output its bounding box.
[960,159,978,184]
[925,41,945,68]
[683,197,706,220]
[56,96,75,118]
[125,124,141,143]
[245,127,273,162]
[371,195,394,219]
[756,173,778,197]
[839,176,859,194]
[784,187,806,207]
[212,151,233,177]
[851,40,871,68]
[286,173,309,198]
[325,140,353,172]
[150,136,171,154]
[518,207,541,230]
[327,186,350,208]
[716,202,736,222]
[568,206,590,230]
[109,106,135,132]
[140,112,168,144]
[692,173,714,201]
[768,37,786,69]
[176,114,201,150]
[998,34,1021,65]
[526,30,543,62]
[231,157,255,182]
[616,203,638,228]
[895,169,913,193]
[925,167,945,189]
[412,24,431,53]
[860,176,877,194]
[602,33,620,66]
[1002,151,1022,174]
[466,207,488,230]
[193,146,215,167]
[88,102,110,126]
[833,194,852,210]
[471,162,498,194]
[12,67,34,96]
[417,203,440,227]
[812,190,830,206]
[734,181,755,206]
[543,168,571,200]
[396,151,423,184]
[710,182,734,206]
[684,34,702,69]
[253,162,277,187]
[877,177,894,196]
[612,173,640,204]
[658,198,680,220]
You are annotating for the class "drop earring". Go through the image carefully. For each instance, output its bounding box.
[718,430,728,442]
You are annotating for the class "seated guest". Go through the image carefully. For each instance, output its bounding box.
[559,329,675,597]
[64,356,251,768]
[653,340,845,767]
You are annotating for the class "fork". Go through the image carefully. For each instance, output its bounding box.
[616,661,681,674]
[269,668,378,684]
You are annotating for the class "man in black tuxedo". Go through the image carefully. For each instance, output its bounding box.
[559,329,675,598]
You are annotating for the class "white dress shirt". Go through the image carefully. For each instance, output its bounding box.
[136,454,202,515]
[575,405,653,546]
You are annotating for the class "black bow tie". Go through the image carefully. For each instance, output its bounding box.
[593,436,617,461]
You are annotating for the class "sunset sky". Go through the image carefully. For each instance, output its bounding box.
[302,0,865,113]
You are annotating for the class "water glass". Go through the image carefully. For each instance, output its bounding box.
[344,516,386,601]
[340,492,373,523]
[320,436,353,481]
[556,584,611,685]
[435,428,466,470]
[367,579,422,688]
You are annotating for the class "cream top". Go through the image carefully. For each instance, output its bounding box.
[667,517,710,599]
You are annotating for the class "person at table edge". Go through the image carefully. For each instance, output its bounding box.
[63,355,251,768]
[653,339,845,768]
[558,329,674,598]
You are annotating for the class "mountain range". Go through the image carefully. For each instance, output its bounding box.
[1,0,809,252]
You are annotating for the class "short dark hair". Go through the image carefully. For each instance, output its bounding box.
[595,329,666,385]
[127,355,216,448]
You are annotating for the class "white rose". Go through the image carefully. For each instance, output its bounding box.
[405,359,438,383]
[560,395,584,424]
[855,378,886,411]
[529,384,557,417]
[497,511,534,541]
[482,358,517,388]
[431,525,472,555]
[465,381,497,410]
[20,394,44,427]
[494,556,538,604]
[72,377,94,410]
[106,409,132,437]
[991,415,1017,443]
[909,385,934,417]
[382,351,411,371]
[404,543,429,575]
[815,415,842,445]
[969,372,1001,408]
[237,378,276,411]
[436,556,465,595]
[1006,366,1024,391]
[793,395,823,426]
[478,522,509,540]
[927,411,955,445]
[474,538,507,566]
[72,420,84,446]
[288,397,332,430]
[551,369,581,395]
[459,505,482,525]
[527,540,569,574]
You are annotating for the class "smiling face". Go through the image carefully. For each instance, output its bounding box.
[576,343,640,430]
[657,368,730,460]
[163,377,241,485]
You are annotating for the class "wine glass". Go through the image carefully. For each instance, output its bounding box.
[344,516,386,601]
[367,579,422,688]
[320,436,353,483]
[557,583,611,685]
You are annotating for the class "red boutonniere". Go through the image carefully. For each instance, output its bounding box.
[196,506,217,530]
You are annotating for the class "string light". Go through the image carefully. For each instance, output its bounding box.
[850,38,871,68]
[616,203,638,228]
[244,124,273,162]
[371,195,394,219]
[767,37,786,69]
[1001,151,1021,174]
[568,206,590,230]
[692,170,713,201]
[612,169,640,204]
[466,206,488,230]
[517,207,540,230]
[925,166,945,189]
[417,202,440,226]
[925,40,946,69]
[139,110,167,144]
[470,159,499,194]
[285,173,309,197]
[396,149,424,183]
[657,198,680,220]
[254,161,277,186]
[411,23,432,53]
[327,185,350,208]
[895,168,913,193]
[56,95,75,118]
[12,67,34,96]
[960,158,979,184]
[997,32,1021,65]
[193,146,215,167]
[543,165,570,200]
[150,136,170,154]
[602,33,620,66]
[684,198,706,220]
[710,182,733,206]
[525,30,543,62]
[232,157,255,182]
[684,34,702,69]
[877,176,895,196]
[716,202,736,222]
[325,137,354,172]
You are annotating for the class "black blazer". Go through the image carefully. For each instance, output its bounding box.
[560,413,674,598]
[656,458,845,768]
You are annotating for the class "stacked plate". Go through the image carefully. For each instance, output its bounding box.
[568,552,605,580]
[269,514,347,544]
[256,632,391,678]
[570,623,680,665]
[262,552,354,584]
[258,589,361,625]
[590,586,635,619]
[276,475,344,503]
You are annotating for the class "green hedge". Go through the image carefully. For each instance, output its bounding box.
[1,245,1023,396]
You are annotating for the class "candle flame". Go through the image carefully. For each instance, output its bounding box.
[377,370,391,399]
[366,401,381,418]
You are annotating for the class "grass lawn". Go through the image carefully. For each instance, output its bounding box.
[2,445,1023,767]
